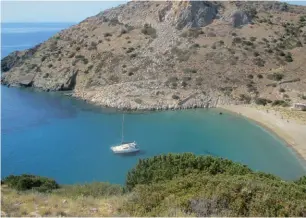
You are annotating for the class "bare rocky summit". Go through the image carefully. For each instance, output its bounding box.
[2,1,306,110]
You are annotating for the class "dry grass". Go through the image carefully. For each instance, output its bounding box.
[254,105,306,124]
[1,185,125,217]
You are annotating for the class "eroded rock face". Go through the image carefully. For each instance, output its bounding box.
[231,10,250,27]
[60,71,78,91]
[176,1,219,29]
[160,1,219,29]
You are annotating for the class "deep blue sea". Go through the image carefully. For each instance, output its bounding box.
[1,23,306,184]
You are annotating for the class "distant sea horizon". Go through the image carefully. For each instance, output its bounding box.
[1,22,75,58]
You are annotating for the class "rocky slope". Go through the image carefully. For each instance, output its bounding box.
[2,1,306,110]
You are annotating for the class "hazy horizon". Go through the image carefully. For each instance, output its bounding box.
[1,1,306,23]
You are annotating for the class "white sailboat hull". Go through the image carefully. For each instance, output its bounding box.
[111,142,139,154]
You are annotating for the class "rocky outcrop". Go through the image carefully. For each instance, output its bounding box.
[19,74,35,87]
[60,71,78,91]
[159,1,219,29]
[230,10,251,27]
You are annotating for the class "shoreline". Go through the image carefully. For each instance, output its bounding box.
[3,85,306,165]
[219,104,306,166]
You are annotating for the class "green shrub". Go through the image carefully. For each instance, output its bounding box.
[257,74,263,79]
[171,47,193,62]
[283,94,289,98]
[243,40,253,46]
[267,73,284,81]
[272,100,289,107]
[196,77,203,86]
[108,75,119,83]
[180,28,203,38]
[183,68,197,74]
[83,58,89,64]
[68,52,75,58]
[253,51,260,57]
[239,94,251,104]
[124,172,306,217]
[126,47,135,53]
[141,24,157,38]
[104,32,112,37]
[279,88,285,92]
[125,154,253,191]
[233,37,242,44]
[3,174,59,192]
[89,42,97,50]
[181,81,188,87]
[134,98,142,104]
[285,52,293,62]
[255,98,271,106]
[295,176,306,185]
[190,43,200,49]
[299,94,306,100]
[248,74,254,79]
[172,94,180,100]
[253,57,265,67]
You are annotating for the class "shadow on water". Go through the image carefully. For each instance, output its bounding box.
[112,150,146,158]
[203,150,219,157]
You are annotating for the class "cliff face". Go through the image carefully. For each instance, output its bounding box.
[2,1,306,109]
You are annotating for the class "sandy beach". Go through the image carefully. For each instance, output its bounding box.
[219,105,306,163]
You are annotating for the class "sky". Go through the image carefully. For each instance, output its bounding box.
[1,1,306,23]
[1,1,127,23]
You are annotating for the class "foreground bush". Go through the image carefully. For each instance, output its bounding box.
[124,173,306,216]
[126,153,266,191]
[3,154,306,217]
[3,174,59,192]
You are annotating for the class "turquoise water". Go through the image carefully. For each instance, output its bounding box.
[1,23,306,184]
[2,86,306,184]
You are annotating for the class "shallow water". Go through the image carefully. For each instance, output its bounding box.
[1,22,305,184]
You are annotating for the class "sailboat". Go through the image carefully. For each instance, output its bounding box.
[110,114,139,154]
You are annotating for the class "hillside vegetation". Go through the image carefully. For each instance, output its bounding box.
[1,1,306,110]
[2,154,306,217]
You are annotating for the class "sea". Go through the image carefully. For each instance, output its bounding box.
[1,23,306,184]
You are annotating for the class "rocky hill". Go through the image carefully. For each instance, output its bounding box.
[2,1,306,110]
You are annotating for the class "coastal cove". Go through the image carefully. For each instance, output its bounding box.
[2,86,306,184]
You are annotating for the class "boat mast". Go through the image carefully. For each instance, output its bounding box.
[121,114,124,144]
